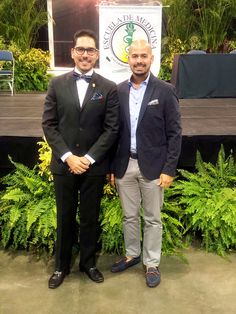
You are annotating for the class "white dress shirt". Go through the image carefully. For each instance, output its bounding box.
[61,68,95,164]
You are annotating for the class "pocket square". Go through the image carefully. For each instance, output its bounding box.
[91,91,103,101]
[148,99,159,106]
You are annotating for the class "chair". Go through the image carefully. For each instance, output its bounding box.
[0,50,15,96]
[229,49,236,54]
[187,50,206,54]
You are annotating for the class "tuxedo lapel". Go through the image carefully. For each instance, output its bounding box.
[81,83,95,111]
[67,72,81,110]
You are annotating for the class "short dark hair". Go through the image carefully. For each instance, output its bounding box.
[73,29,98,48]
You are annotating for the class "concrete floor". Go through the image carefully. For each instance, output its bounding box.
[0,247,236,314]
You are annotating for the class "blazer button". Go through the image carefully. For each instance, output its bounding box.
[76,144,79,147]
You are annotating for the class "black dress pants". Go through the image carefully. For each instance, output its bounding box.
[53,173,106,272]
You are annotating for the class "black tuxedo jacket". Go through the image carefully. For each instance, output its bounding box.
[113,73,182,180]
[42,70,120,176]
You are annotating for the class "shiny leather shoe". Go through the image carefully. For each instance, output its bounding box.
[48,270,69,289]
[81,266,104,283]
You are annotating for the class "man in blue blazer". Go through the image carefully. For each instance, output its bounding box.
[42,29,119,288]
[110,39,182,288]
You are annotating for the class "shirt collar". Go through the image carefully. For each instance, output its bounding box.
[128,72,150,87]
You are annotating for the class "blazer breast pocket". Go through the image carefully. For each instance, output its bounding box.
[91,91,104,101]
[147,99,159,106]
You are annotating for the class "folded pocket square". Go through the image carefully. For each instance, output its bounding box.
[148,99,159,106]
[91,91,103,100]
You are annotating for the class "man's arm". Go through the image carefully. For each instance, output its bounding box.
[42,78,71,160]
[161,85,182,177]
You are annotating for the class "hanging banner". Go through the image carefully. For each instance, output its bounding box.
[99,5,162,83]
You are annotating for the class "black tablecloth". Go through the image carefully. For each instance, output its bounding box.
[171,54,236,99]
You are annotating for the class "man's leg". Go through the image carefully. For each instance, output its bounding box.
[53,174,79,272]
[139,175,163,287]
[79,175,105,270]
[48,174,79,289]
[139,176,163,267]
[115,159,142,258]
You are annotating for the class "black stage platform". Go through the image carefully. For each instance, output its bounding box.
[0,94,236,178]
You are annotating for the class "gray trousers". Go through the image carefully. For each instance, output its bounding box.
[115,158,163,267]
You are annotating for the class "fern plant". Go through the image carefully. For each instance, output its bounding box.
[0,157,56,255]
[161,188,186,257]
[172,146,236,256]
[100,184,125,255]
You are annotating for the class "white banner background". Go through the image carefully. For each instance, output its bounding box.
[99,5,162,83]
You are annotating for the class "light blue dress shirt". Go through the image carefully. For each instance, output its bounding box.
[129,74,150,153]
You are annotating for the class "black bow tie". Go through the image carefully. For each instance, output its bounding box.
[73,71,92,83]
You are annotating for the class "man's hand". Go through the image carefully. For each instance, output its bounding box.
[66,155,90,175]
[108,173,115,186]
[158,173,174,189]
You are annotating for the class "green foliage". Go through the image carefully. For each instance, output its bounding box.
[1,140,236,260]
[0,157,56,255]
[160,0,236,80]
[172,146,236,256]
[161,188,186,257]
[0,37,51,92]
[100,184,125,255]
[11,45,51,92]
[195,0,236,52]
[0,0,49,51]
[229,40,236,51]
[158,38,189,81]
[37,138,53,181]
[162,0,195,43]
[163,0,236,52]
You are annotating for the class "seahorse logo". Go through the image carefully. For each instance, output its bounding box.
[111,22,137,64]
[123,22,136,60]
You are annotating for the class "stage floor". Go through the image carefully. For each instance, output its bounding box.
[0,94,236,137]
[0,94,236,173]
[0,93,45,137]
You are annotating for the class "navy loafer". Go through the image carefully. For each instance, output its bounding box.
[145,267,161,288]
[111,256,141,273]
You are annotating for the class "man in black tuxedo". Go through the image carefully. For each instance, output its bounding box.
[42,29,119,289]
[110,39,182,288]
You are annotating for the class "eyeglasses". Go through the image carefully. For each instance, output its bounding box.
[74,47,98,56]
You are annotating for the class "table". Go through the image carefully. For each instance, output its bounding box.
[171,54,236,99]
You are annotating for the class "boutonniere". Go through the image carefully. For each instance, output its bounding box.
[147,99,159,106]
[91,91,104,101]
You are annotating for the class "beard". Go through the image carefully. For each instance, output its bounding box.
[132,67,149,77]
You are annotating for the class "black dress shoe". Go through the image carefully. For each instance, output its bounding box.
[81,266,104,283]
[48,270,69,289]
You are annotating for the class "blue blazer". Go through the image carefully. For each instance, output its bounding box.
[113,73,182,180]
